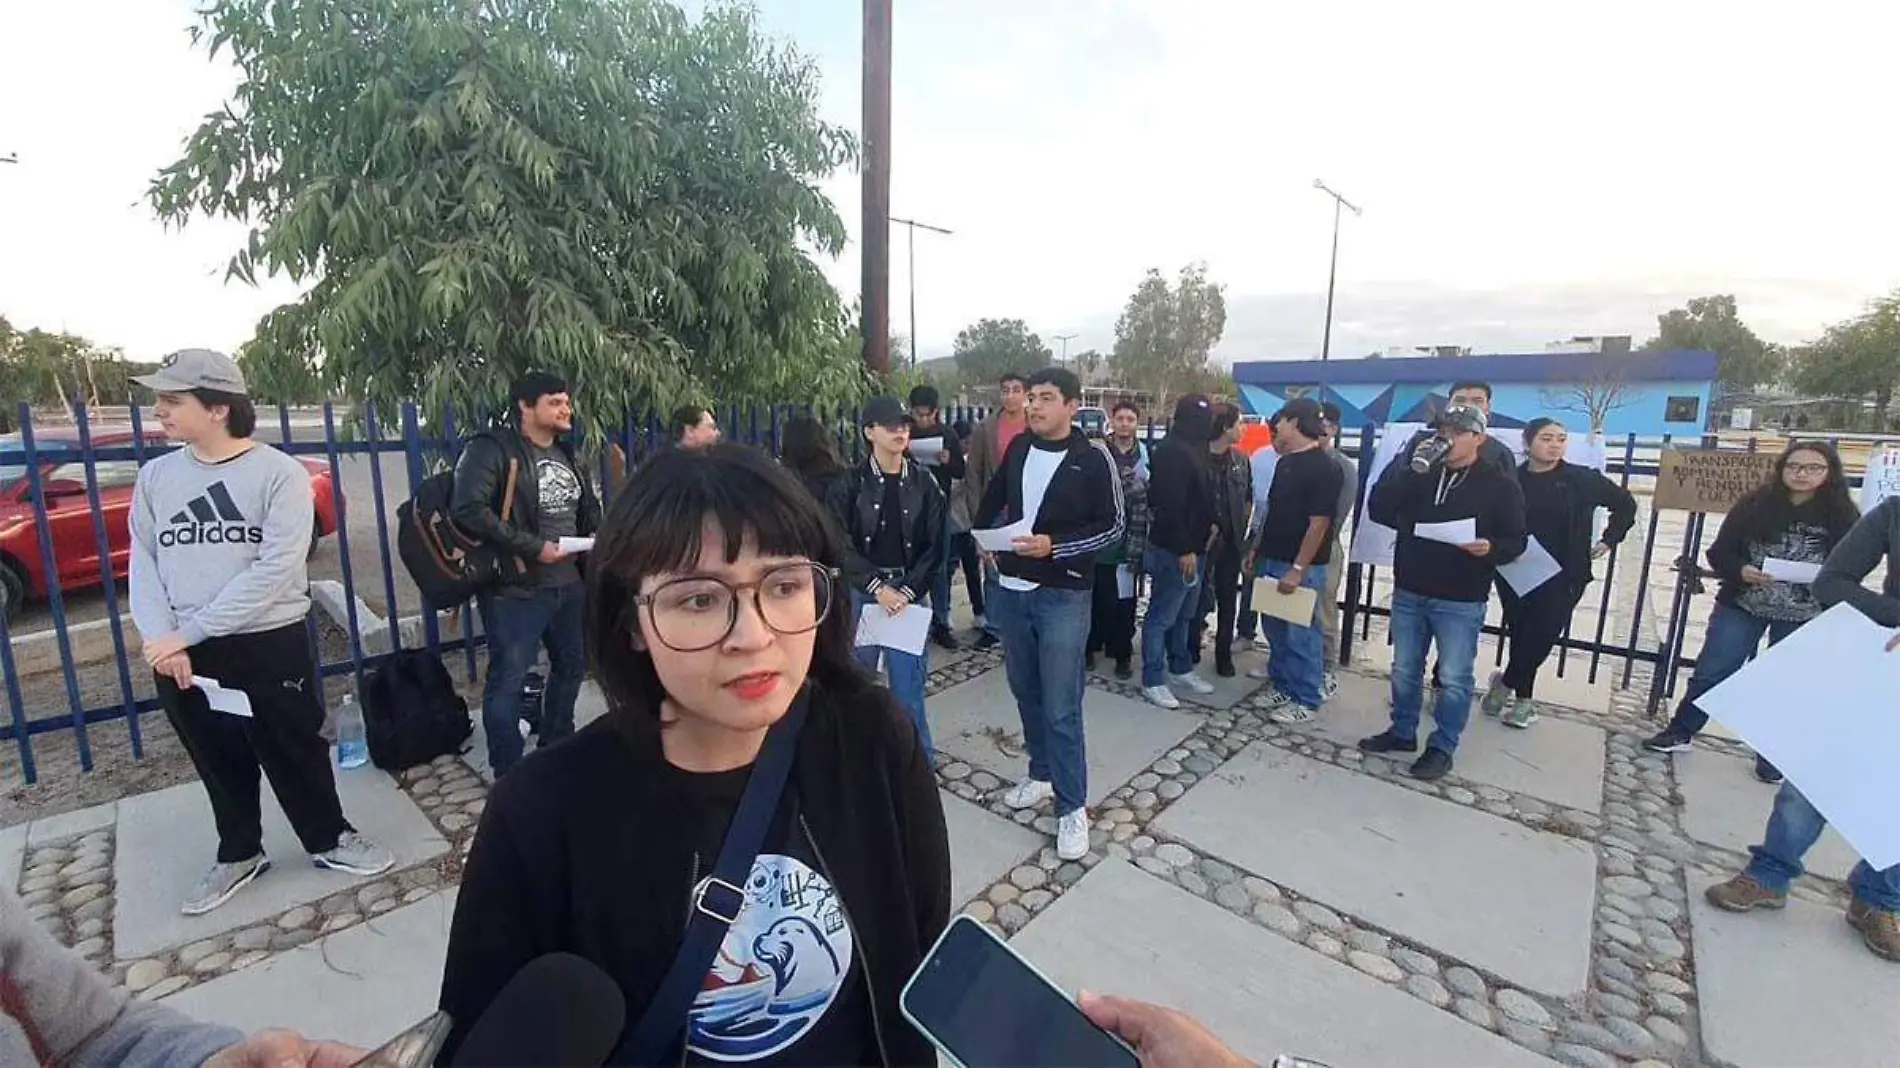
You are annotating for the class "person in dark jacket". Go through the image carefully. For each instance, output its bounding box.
[438,444,952,1066]
[1641,441,1862,782]
[1137,394,1217,709]
[1480,417,1637,728]
[1191,404,1253,678]
[781,413,847,507]
[1400,380,1516,479]
[1086,400,1151,681]
[907,385,967,649]
[827,396,947,754]
[451,372,602,778]
[976,367,1124,863]
[1360,404,1526,781]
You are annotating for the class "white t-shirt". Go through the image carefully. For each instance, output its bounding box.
[999,446,1065,592]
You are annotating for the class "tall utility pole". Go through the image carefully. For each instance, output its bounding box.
[861,0,893,375]
[891,215,952,369]
[1313,179,1362,364]
[1053,333,1078,364]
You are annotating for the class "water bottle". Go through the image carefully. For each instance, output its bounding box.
[336,695,370,769]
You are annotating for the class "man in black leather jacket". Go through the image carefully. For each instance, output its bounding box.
[451,372,601,777]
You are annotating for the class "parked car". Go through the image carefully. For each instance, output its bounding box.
[0,429,339,623]
[1075,406,1108,437]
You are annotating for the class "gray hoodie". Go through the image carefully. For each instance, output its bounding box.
[1815,496,1900,627]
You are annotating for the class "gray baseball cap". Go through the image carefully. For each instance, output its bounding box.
[1436,403,1487,434]
[132,348,248,395]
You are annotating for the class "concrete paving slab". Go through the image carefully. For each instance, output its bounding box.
[941,793,1044,907]
[1347,634,1620,716]
[25,800,118,846]
[462,679,610,784]
[1155,743,1598,997]
[1689,875,1900,1068]
[929,669,1200,808]
[0,822,26,894]
[1677,750,1860,880]
[1312,672,1607,813]
[163,889,459,1052]
[114,767,447,960]
[1013,860,1557,1068]
[1119,643,1271,710]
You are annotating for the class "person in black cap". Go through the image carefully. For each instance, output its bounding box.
[1241,397,1343,723]
[1360,404,1526,781]
[826,395,946,752]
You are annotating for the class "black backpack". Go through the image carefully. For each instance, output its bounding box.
[396,456,518,610]
[360,650,474,772]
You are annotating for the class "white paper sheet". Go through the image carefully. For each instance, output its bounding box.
[557,536,595,555]
[853,603,932,656]
[1413,518,1477,546]
[1697,603,1900,868]
[1248,580,1319,627]
[1761,557,1822,584]
[1115,564,1135,599]
[907,436,945,466]
[1497,535,1564,596]
[973,519,1034,553]
[190,675,253,718]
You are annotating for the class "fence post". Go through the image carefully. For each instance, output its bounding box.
[18,405,94,772]
[441,404,480,683]
[401,404,442,654]
[75,404,144,759]
[363,403,404,656]
[320,403,369,700]
[1339,421,1376,666]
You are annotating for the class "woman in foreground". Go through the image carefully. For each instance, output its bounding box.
[437,444,951,1066]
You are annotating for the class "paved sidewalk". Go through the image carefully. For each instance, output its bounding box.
[3,619,1895,1067]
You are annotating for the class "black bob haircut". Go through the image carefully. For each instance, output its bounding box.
[584,443,874,728]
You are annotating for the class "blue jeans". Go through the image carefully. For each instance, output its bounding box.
[1388,589,1486,754]
[1666,600,1801,737]
[989,583,1091,816]
[477,583,585,777]
[1140,548,1206,687]
[1258,560,1327,708]
[1746,783,1900,911]
[851,592,933,753]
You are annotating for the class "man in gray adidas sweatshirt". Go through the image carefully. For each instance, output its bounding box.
[129,349,392,917]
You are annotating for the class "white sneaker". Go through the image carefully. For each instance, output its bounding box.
[1261,688,1295,711]
[1252,635,1272,652]
[1002,778,1054,810]
[1143,685,1182,709]
[1269,702,1318,725]
[1247,663,1272,680]
[1056,809,1091,861]
[1322,674,1339,700]
[1170,672,1217,695]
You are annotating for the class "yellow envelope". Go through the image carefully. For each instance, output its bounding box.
[1250,579,1319,627]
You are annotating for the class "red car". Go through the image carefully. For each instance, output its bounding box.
[0,429,339,623]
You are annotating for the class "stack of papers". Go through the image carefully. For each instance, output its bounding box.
[972,520,1034,553]
[854,603,932,656]
[190,676,253,718]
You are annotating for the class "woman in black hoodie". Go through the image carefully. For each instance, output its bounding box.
[1482,418,1637,728]
[1641,441,1862,781]
[437,444,951,1066]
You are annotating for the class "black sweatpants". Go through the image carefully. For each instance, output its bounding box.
[156,621,352,863]
[1191,547,1244,670]
[951,532,986,617]
[1498,578,1587,699]
[1087,562,1137,662]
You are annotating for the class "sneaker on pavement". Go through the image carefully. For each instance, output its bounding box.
[1322,674,1339,701]
[973,632,1000,651]
[1170,672,1217,695]
[1501,697,1541,729]
[1247,663,1272,680]
[1847,899,1900,961]
[1704,873,1787,912]
[1359,729,1419,754]
[931,625,962,651]
[1410,747,1454,781]
[1251,635,1271,653]
[1641,729,1694,754]
[1481,671,1512,717]
[182,854,270,916]
[1002,778,1055,810]
[1113,658,1132,680]
[1269,702,1318,725]
[1143,685,1182,710]
[1056,808,1091,861]
[313,831,395,877]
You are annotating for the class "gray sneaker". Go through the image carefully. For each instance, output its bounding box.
[1481,671,1512,717]
[312,831,395,877]
[1501,697,1541,729]
[182,854,270,916]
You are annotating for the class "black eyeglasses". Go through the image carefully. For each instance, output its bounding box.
[633,562,839,652]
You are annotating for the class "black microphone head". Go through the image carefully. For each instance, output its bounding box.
[451,952,627,1067]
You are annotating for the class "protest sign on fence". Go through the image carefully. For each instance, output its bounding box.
[1653,448,1779,513]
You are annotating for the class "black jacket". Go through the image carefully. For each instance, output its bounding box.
[1369,457,1527,602]
[1704,492,1860,613]
[974,430,1124,589]
[827,456,947,601]
[1144,433,1214,556]
[1515,461,1637,586]
[450,429,601,589]
[1816,496,1900,627]
[437,682,951,1066]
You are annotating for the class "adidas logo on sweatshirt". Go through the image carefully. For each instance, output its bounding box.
[158,481,264,547]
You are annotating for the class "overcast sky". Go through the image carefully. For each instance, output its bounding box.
[3,0,1896,366]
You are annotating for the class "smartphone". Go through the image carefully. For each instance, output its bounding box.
[352,1011,454,1068]
[901,915,1138,1068]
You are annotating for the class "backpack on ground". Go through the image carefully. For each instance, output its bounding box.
[360,649,473,772]
[396,457,518,609]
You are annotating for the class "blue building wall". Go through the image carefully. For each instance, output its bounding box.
[1233,350,1717,438]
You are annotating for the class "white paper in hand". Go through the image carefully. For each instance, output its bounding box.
[973,519,1034,553]
[1115,564,1135,599]
[1697,603,1900,868]
[1497,536,1564,596]
[1761,557,1822,584]
[854,603,932,656]
[1413,518,1477,546]
[190,675,253,718]
[908,436,945,466]
[557,536,595,555]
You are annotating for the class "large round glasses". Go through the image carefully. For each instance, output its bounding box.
[633,562,839,652]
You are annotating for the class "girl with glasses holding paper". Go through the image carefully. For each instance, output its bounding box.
[1642,441,1861,781]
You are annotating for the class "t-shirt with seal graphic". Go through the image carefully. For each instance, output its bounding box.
[529,441,583,586]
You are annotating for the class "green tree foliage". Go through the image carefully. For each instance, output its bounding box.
[1110,263,1227,400]
[0,316,150,430]
[952,318,1052,386]
[1641,295,1782,392]
[1791,291,1900,427]
[148,0,865,445]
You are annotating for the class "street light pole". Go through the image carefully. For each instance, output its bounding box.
[1053,333,1078,365]
[891,215,952,369]
[1313,179,1362,364]
[862,0,893,374]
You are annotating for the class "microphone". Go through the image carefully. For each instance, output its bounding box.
[1409,435,1452,473]
[450,952,627,1067]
